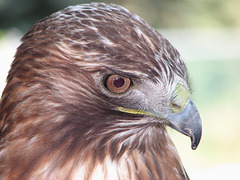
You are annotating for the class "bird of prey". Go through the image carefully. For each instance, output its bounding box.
[0,3,202,180]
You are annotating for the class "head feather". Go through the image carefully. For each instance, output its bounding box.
[0,3,189,179]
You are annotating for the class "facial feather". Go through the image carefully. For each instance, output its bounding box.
[0,3,197,180]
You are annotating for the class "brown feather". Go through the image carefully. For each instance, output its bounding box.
[0,3,190,180]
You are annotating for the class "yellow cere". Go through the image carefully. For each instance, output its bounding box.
[171,84,190,113]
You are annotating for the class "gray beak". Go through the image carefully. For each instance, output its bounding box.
[167,99,202,150]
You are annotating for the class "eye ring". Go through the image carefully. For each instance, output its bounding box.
[104,74,132,94]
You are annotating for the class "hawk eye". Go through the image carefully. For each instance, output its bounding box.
[104,74,132,94]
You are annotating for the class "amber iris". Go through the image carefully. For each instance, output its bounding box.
[105,75,131,94]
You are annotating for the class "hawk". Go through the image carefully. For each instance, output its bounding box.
[0,3,202,180]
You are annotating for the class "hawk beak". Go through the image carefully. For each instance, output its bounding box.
[167,99,202,150]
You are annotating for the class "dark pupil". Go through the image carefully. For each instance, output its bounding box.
[113,77,125,88]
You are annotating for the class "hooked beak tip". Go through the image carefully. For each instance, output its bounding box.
[188,129,200,150]
[167,99,202,150]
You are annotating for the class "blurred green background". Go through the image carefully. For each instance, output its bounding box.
[0,0,240,179]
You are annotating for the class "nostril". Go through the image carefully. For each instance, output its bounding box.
[171,102,182,113]
[171,102,181,109]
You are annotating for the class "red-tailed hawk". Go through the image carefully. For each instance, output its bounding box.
[0,3,202,180]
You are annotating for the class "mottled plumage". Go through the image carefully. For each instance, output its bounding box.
[0,3,201,180]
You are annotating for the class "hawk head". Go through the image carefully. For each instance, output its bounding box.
[0,3,201,179]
